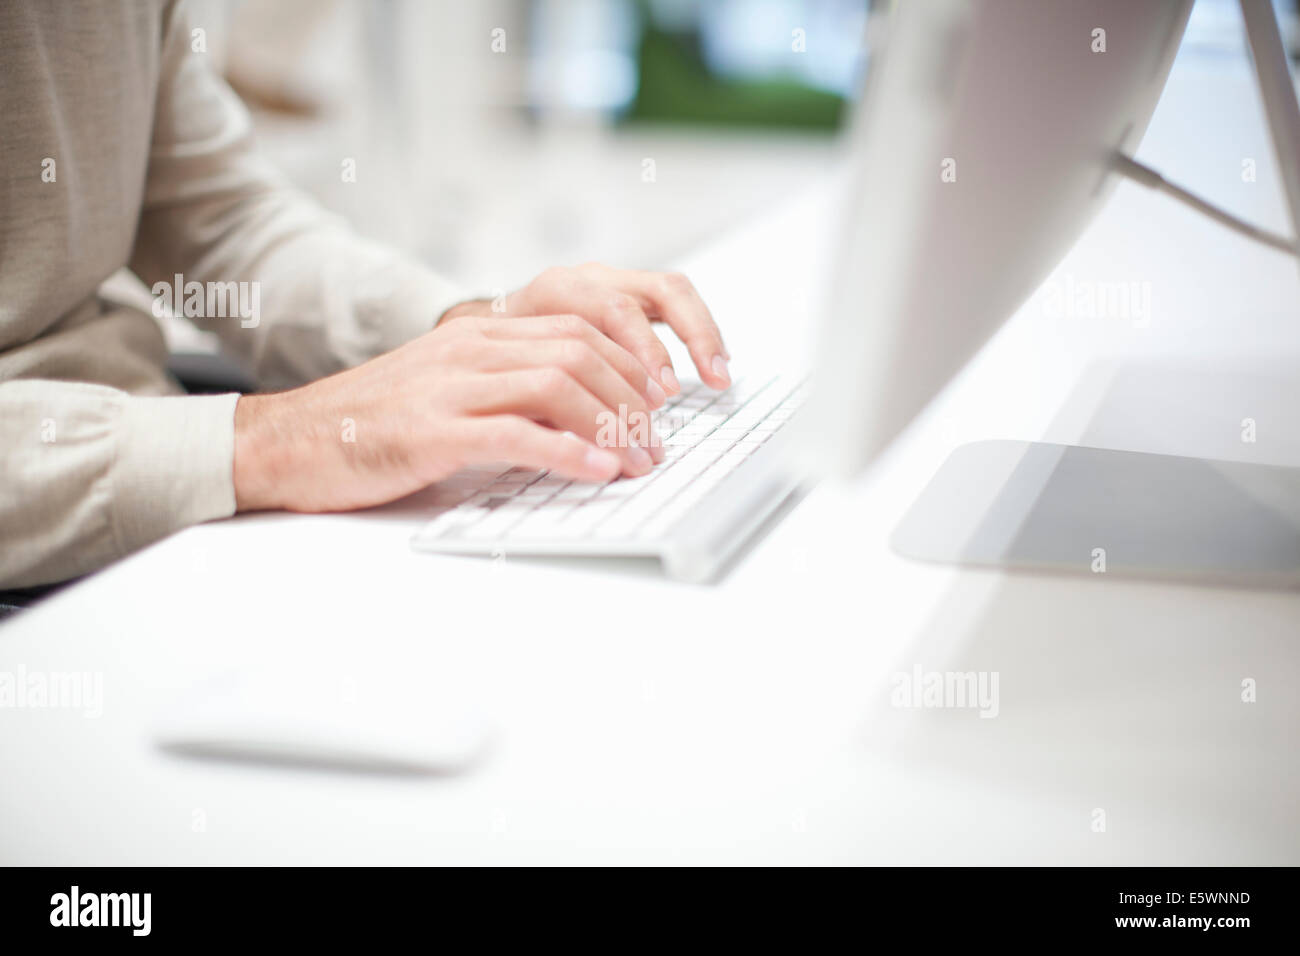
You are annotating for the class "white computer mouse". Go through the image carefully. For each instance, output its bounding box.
[153,662,491,774]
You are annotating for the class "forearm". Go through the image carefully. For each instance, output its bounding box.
[233,386,365,513]
[233,371,411,514]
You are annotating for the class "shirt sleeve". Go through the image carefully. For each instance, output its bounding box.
[0,379,238,589]
[3,2,466,589]
[128,0,467,389]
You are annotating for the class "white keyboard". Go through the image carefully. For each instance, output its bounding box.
[411,375,806,551]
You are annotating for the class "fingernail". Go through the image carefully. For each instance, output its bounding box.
[646,378,666,408]
[659,366,680,394]
[627,445,653,473]
[711,355,731,386]
[585,448,621,475]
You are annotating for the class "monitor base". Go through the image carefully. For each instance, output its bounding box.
[892,440,1300,589]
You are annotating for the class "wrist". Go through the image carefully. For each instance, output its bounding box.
[233,392,289,512]
[437,297,495,326]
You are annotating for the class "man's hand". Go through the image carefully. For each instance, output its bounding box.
[439,263,731,396]
[233,313,670,513]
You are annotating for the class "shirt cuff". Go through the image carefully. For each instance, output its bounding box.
[109,392,240,554]
[379,268,472,353]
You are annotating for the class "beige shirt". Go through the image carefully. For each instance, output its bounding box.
[1,1,464,587]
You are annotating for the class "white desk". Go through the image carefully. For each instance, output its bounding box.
[2,47,1298,865]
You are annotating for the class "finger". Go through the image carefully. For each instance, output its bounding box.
[583,266,730,390]
[468,337,662,460]
[458,415,623,483]
[470,314,664,408]
[516,272,679,397]
[461,369,655,477]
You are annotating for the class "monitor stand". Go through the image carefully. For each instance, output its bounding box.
[890,2,1300,588]
[1240,0,1300,264]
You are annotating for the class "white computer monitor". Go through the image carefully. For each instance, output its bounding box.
[803,0,1193,475]
[798,0,1300,586]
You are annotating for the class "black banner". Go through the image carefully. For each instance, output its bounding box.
[0,866,1284,942]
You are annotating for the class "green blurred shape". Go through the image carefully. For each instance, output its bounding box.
[626,22,847,130]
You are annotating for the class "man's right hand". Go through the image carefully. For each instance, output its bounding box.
[232,315,665,513]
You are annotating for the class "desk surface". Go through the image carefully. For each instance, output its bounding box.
[2,47,1298,865]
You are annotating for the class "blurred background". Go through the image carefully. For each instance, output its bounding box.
[184,0,1299,300]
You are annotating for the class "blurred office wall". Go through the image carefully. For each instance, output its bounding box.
[187,0,1296,298]
[187,0,861,296]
